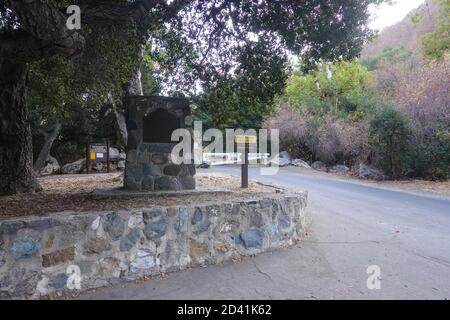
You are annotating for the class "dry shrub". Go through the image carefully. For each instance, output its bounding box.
[395,57,450,179]
[264,105,370,165]
[315,115,369,165]
[375,56,450,179]
[394,56,450,130]
[264,104,309,159]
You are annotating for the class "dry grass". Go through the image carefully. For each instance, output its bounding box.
[0,172,281,218]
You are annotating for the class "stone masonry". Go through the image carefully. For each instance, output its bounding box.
[0,192,308,299]
[124,96,195,191]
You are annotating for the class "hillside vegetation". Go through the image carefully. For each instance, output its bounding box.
[362,0,439,57]
[265,0,450,181]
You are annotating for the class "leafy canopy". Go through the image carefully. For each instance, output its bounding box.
[422,0,450,60]
[284,60,374,116]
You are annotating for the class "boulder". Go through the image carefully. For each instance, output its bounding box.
[196,161,211,169]
[61,159,85,174]
[117,160,126,170]
[311,161,328,172]
[292,159,311,169]
[279,151,291,160]
[329,165,350,174]
[358,164,386,181]
[270,151,291,167]
[39,156,60,176]
[108,147,120,159]
[119,152,126,160]
[92,162,104,171]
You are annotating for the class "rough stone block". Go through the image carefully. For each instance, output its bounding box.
[120,228,140,252]
[193,220,211,235]
[103,212,125,241]
[191,208,203,225]
[130,249,157,273]
[143,209,163,220]
[141,176,154,191]
[97,257,120,277]
[163,164,181,176]
[10,235,41,259]
[240,229,265,248]
[143,163,161,176]
[0,221,26,235]
[180,176,196,190]
[151,153,168,165]
[42,247,75,267]
[50,273,68,289]
[84,238,112,255]
[189,239,209,259]
[143,218,168,240]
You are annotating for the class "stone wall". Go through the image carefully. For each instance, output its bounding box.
[0,193,308,299]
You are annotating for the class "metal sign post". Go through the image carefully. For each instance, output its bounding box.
[242,142,249,188]
[106,139,110,173]
[86,142,90,174]
[235,135,257,189]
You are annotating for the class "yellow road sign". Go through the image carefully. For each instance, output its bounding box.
[235,135,257,144]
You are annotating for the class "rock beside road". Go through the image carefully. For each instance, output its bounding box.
[329,165,350,174]
[269,151,291,167]
[311,161,328,172]
[196,161,211,169]
[358,164,386,181]
[291,159,311,169]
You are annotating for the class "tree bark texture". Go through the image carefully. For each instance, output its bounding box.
[33,122,62,176]
[0,58,41,194]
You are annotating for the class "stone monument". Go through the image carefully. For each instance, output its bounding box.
[124,96,195,191]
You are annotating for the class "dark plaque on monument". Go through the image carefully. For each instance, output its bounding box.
[124,96,195,191]
[142,108,181,144]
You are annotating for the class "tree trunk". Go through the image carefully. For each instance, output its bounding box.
[108,93,128,147]
[121,46,144,148]
[126,65,144,96]
[34,121,62,175]
[0,58,41,195]
[126,46,144,96]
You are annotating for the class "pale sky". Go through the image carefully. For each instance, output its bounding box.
[369,0,426,30]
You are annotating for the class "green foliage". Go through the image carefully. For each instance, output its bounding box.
[141,44,161,96]
[410,13,423,25]
[368,106,412,178]
[193,40,289,130]
[27,12,142,162]
[361,46,413,71]
[422,0,450,60]
[409,125,450,181]
[285,60,373,116]
[427,127,450,180]
[2,0,390,163]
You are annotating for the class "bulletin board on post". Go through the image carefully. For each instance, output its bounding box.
[85,141,111,174]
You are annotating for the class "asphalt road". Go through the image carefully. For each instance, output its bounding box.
[80,166,450,300]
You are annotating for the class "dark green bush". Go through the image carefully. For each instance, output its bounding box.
[410,125,450,180]
[369,106,413,179]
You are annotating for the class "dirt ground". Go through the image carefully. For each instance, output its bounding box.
[0,173,282,219]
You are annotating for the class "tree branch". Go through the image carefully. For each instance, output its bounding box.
[6,0,85,58]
